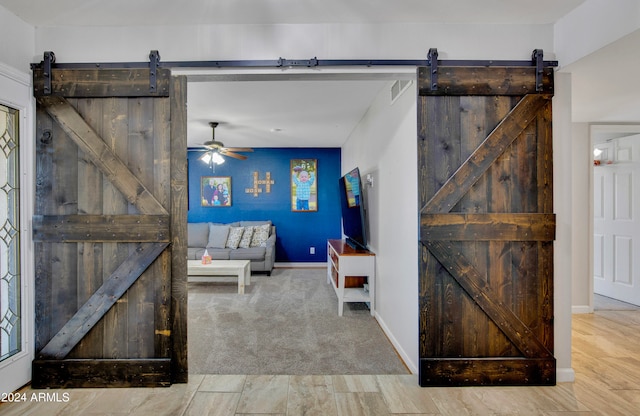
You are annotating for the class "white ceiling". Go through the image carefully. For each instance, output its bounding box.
[5,0,636,149]
[187,76,397,149]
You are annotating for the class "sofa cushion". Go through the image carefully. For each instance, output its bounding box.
[208,248,231,260]
[207,224,230,249]
[226,226,244,249]
[188,222,210,248]
[239,226,254,249]
[250,223,271,247]
[229,246,266,261]
[240,220,271,228]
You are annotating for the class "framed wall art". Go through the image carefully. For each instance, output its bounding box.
[290,159,317,211]
[201,176,231,207]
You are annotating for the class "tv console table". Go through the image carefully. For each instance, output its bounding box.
[327,239,376,316]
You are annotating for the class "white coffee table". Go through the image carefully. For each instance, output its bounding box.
[187,259,251,294]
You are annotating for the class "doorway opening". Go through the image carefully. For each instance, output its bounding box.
[182,69,415,375]
[591,124,640,310]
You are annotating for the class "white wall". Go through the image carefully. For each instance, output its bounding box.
[554,0,640,315]
[554,0,640,68]
[33,23,554,63]
[0,5,35,70]
[571,122,592,313]
[342,80,418,371]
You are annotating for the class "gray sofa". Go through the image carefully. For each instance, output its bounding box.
[187,220,276,275]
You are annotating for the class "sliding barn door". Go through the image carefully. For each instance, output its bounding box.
[31,57,188,387]
[418,61,556,386]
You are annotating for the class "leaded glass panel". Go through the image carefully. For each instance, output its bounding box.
[0,103,20,362]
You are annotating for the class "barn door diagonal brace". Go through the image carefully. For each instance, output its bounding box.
[421,94,550,214]
[37,96,169,215]
[37,242,169,359]
[424,240,554,359]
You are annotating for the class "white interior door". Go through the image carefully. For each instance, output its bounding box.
[593,134,640,306]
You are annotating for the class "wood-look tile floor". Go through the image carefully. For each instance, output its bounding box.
[2,304,639,415]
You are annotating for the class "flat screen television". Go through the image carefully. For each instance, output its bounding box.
[338,167,368,250]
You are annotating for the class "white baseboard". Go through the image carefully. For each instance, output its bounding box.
[556,367,576,383]
[572,305,592,314]
[374,312,418,374]
[274,262,326,268]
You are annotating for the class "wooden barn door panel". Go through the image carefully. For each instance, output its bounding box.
[31,66,187,388]
[418,64,555,386]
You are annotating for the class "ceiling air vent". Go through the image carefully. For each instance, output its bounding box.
[390,80,413,104]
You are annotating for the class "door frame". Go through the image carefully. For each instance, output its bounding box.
[0,61,35,394]
[589,123,640,310]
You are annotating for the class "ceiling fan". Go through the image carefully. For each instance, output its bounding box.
[196,122,253,168]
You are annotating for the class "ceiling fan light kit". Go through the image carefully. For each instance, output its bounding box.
[200,151,225,165]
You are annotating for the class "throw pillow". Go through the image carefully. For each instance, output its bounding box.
[207,224,230,249]
[187,222,209,247]
[250,224,271,247]
[239,226,255,249]
[226,227,244,249]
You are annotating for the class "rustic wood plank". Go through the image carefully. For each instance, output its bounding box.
[419,358,556,386]
[423,95,465,356]
[73,98,105,358]
[126,98,156,358]
[33,68,171,97]
[539,241,555,350]
[418,66,554,96]
[455,96,489,212]
[488,241,518,356]
[485,96,518,356]
[537,100,554,213]
[34,108,55,351]
[153,96,172,360]
[37,95,168,215]
[431,96,462,205]
[425,240,554,359]
[424,94,551,214]
[453,97,490,356]
[50,109,80,342]
[416,94,431,208]
[101,97,131,359]
[31,359,171,388]
[170,75,189,383]
[32,214,170,242]
[420,213,556,241]
[37,242,169,359]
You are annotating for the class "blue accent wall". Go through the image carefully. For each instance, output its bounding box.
[188,148,342,262]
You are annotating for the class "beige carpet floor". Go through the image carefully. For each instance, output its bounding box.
[188,267,408,375]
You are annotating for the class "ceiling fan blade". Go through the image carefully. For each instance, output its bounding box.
[220,151,248,160]
[221,147,254,153]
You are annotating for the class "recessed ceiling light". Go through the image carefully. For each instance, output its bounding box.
[270,128,283,133]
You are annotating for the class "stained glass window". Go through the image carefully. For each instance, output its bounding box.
[0,104,20,362]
